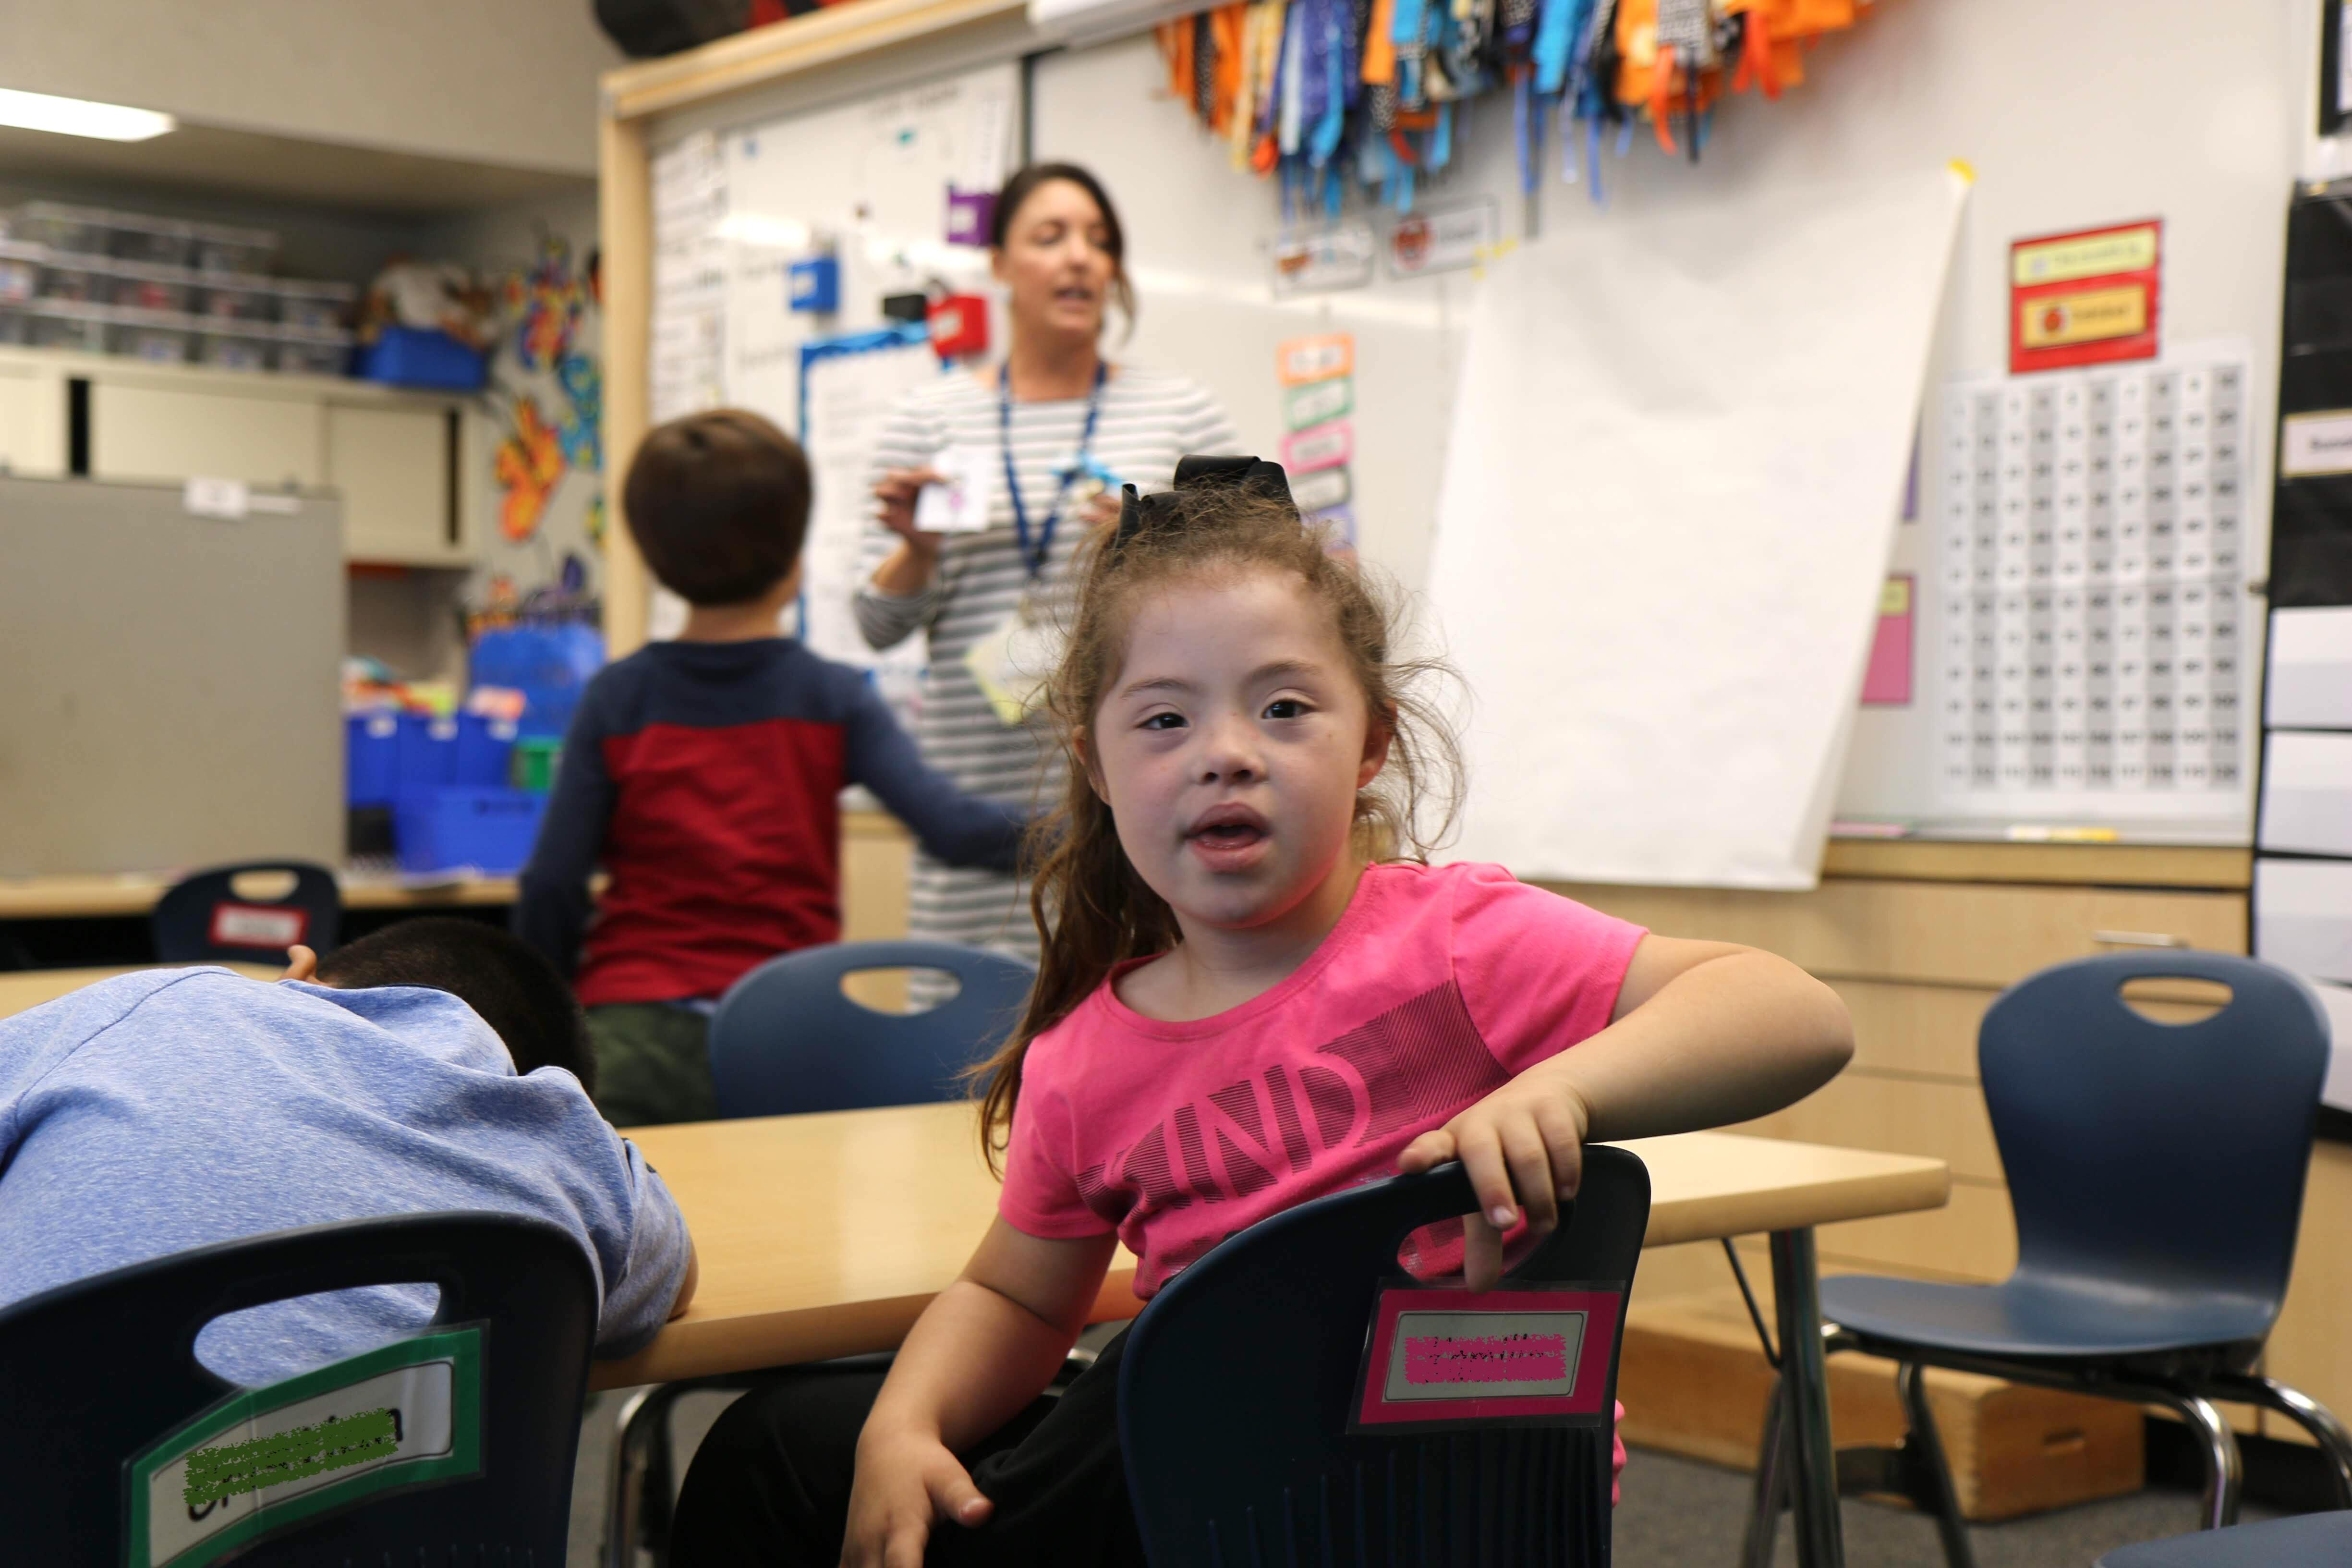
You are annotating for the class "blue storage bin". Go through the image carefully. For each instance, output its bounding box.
[354,326,487,391]
[393,787,548,875]
[469,623,606,739]
[454,715,519,787]
[395,714,462,791]
[346,712,401,806]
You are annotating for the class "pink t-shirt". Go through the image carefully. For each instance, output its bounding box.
[999,861,1648,1297]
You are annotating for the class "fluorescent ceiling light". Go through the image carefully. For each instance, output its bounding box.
[0,88,175,142]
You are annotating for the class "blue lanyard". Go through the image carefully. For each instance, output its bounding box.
[1000,361,1107,582]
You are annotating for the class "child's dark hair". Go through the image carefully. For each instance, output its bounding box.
[992,162,1136,332]
[314,917,595,1092]
[622,408,812,607]
[971,468,1462,1168]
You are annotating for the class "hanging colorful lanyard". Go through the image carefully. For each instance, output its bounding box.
[1000,362,1108,582]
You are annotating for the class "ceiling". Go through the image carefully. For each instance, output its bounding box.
[0,119,594,217]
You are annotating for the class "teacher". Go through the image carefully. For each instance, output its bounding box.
[857,162,1239,972]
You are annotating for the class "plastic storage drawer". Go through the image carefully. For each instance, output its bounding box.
[347,712,401,806]
[393,788,548,875]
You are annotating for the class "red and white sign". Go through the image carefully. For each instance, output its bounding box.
[2009,219,2160,374]
[209,902,308,951]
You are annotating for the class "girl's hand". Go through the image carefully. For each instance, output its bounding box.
[872,467,949,555]
[841,1427,993,1568]
[1396,1061,1594,1291]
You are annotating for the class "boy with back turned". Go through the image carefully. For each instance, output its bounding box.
[517,410,1028,1126]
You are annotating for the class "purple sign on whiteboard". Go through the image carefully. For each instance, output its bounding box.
[946,188,997,248]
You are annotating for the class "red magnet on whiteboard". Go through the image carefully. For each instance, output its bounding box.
[927,294,990,360]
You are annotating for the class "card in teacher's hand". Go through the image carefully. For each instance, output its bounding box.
[914,446,998,534]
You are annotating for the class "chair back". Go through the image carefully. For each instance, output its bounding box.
[1983,952,2332,1319]
[1120,1147,1650,1567]
[153,861,341,963]
[0,1210,596,1565]
[707,939,1035,1117]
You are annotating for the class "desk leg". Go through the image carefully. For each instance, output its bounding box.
[1769,1228,1845,1568]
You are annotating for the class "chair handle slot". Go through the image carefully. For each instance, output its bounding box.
[2092,930,2186,948]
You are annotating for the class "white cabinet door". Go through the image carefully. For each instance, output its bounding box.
[0,363,64,476]
[90,381,323,486]
[327,403,462,564]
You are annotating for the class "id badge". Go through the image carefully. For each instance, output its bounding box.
[964,596,1066,726]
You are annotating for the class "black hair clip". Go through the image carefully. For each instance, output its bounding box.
[1112,454,1295,553]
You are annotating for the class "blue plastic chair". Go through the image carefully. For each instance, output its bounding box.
[705,938,1036,1118]
[2095,1510,2352,1567]
[1121,1147,1650,1566]
[152,860,341,964]
[608,939,1036,1566]
[0,1210,596,1565]
[1753,952,2351,1568]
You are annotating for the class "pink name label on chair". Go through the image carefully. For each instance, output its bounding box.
[209,903,307,950]
[1353,1285,1622,1430]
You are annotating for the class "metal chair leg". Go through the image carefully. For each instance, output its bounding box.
[1895,1363,1978,1568]
[1742,1376,1789,1568]
[2212,1374,2352,1511]
[2156,1394,2243,1530]
[607,1383,689,1568]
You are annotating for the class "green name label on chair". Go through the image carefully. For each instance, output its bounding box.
[124,1325,484,1568]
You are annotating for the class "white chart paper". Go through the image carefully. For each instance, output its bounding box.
[1426,167,1968,888]
[1932,346,2255,820]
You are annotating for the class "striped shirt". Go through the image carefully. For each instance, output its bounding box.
[854,365,1239,964]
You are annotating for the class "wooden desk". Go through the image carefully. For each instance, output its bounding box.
[602,1106,1941,1567]
[0,873,521,921]
[599,1108,1946,1390]
[0,962,279,1020]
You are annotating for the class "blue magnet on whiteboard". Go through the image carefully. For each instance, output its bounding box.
[788,255,840,314]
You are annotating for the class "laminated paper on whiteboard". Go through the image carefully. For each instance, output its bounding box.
[1284,377,1354,431]
[2259,731,2352,857]
[1276,333,1354,385]
[2268,607,2352,728]
[2281,411,2352,477]
[1290,466,1350,513]
[1282,422,1353,474]
[2256,858,2352,984]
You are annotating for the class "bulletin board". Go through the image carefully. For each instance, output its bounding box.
[606,0,2304,874]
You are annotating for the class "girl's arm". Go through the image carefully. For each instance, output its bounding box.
[844,1219,1119,1568]
[1399,936,1853,1289]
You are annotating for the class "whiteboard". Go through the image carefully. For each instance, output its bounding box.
[1026,0,2297,851]
[643,59,1020,644]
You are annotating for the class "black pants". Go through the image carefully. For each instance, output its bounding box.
[670,1332,1146,1568]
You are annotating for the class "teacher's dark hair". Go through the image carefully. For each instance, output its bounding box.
[991,161,1137,332]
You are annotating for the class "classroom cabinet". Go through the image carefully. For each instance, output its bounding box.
[92,380,325,489]
[0,345,474,566]
[0,359,63,476]
[326,402,465,565]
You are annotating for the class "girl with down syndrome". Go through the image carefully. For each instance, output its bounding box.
[672,458,1853,1566]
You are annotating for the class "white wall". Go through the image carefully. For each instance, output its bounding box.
[0,0,624,174]
[1029,0,2303,829]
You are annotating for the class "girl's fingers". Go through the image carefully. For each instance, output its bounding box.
[1462,1210,1504,1291]
[1499,1120,1559,1237]
[1397,1128,1455,1173]
[927,1464,991,1528]
[1534,1100,1587,1202]
[1451,1124,1520,1233]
